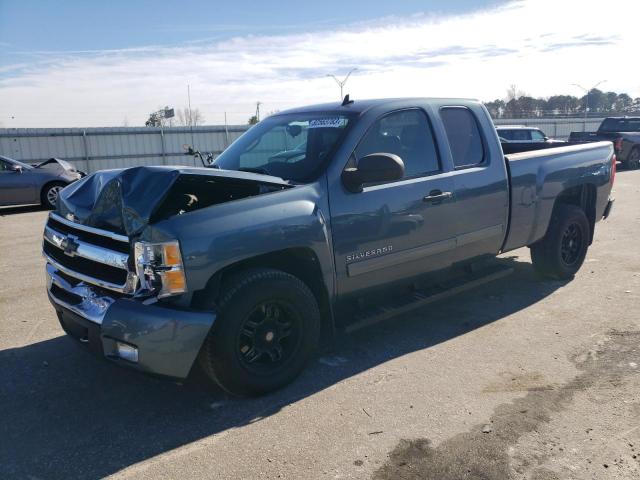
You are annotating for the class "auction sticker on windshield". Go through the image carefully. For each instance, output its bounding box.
[309,118,348,128]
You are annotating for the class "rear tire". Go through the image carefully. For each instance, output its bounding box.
[199,268,321,397]
[624,147,640,170]
[41,182,66,209]
[530,204,590,280]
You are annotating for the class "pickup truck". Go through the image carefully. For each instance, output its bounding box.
[569,117,640,169]
[43,98,615,396]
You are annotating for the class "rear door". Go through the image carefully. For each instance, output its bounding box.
[328,108,458,297]
[437,106,509,262]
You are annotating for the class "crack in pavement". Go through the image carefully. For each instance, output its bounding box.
[373,330,640,480]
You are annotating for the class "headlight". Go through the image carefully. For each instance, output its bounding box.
[134,240,187,298]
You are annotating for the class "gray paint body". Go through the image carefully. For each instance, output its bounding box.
[47,98,615,379]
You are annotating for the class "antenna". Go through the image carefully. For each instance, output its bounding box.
[341,94,354,106]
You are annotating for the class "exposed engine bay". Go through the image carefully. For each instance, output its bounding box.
[56,166,293,236]
[151,174,290,221]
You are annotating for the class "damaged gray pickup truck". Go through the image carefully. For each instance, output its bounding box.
[43,98,615,396]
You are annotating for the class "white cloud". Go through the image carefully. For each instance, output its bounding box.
[1,0,638,127]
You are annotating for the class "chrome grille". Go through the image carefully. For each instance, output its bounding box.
[43,213,137,293]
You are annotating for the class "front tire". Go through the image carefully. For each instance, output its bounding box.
[199,268,321,397]
[530,204,590,280]
[41,182,66,209]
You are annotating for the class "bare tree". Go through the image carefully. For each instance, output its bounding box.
[176,107,205,127]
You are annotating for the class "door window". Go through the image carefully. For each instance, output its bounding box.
[530,129,546,141]
[440,107,485,168]
[499,129,530,141]
[355,109,440,179]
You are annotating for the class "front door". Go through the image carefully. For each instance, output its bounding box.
[329,108,458,298]
[0,159,37,205]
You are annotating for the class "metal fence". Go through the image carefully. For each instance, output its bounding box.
[0,125,250,173]
[493,117,603,140]
[0,117,606,173]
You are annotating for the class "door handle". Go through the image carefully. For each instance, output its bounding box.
[423,190,453,203]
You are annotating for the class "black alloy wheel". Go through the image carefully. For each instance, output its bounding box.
[560,223,583,267]
[237,301,302,372]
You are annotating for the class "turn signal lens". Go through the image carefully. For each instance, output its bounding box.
[163,243,182,266]
[134,240,187,298]
[160,269,187,295]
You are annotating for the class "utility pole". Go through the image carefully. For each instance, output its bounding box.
[224,112,229,147]
[187,84,195,147]
[572,80,606,121]
[326,68,357,101]
[255,102,262,122]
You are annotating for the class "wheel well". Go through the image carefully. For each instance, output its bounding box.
[192,248,335,342]
[554,184,596,243]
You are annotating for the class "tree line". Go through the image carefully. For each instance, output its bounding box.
[484,85,640,119]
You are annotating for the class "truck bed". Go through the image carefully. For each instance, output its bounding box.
[502,141,614,252]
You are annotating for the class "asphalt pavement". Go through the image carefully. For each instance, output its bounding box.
[1,170,639,480]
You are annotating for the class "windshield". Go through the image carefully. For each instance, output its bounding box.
[599,118,640,133]
[212,113,352,182]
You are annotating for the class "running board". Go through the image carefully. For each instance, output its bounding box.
[345,264,514,333]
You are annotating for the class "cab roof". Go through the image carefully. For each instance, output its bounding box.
[275,97,480,117]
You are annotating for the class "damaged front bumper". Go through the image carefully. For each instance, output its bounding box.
[46,263,216,379]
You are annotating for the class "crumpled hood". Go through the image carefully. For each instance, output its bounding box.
[57,165,291,236]
[35,157,75,170]
[33,157,84,176]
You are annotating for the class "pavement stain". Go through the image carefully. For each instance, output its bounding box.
[372,330,640,480]
[482,371,550,393]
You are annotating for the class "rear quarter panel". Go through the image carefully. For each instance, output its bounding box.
[503,141,614,252]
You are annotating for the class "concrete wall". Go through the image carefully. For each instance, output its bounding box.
[0,125,250,173]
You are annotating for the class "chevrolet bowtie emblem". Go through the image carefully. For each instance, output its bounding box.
[61,234,80,257]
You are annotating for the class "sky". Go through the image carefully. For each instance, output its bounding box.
[1,0,639,128]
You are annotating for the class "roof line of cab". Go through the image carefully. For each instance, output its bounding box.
[274,97,481,117]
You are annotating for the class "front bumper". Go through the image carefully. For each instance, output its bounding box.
[46,262,216,379]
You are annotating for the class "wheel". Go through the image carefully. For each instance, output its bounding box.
[199,268,321,396]
[530,204,590,280]
[41,182,66,209]
[624,148,640,170]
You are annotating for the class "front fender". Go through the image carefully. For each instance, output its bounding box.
[149,182,335,298]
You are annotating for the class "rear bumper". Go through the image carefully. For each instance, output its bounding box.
[46,262,216,379]
[603,197,614,220]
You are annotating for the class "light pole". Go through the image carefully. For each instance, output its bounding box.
[571,80,606,121]
[327,68,357,101]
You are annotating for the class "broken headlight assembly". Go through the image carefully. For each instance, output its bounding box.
[134,240,187,298]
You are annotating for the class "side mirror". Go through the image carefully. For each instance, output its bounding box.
[543,136,549,141]
[10,165,23,174]
[342,153,404,193]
